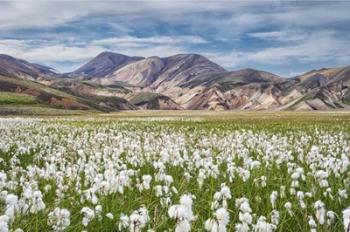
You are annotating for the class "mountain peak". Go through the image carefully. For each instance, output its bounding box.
[98,52,226,88]
[96,51,141,59]
[70,52,144,78]
[231,68,283,82]
[165,53,217,64]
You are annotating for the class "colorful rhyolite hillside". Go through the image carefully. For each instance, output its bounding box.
[0,52,349,113]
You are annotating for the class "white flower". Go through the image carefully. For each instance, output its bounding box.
[338,189,348,201]
[81,207,95,227]
[180,194,194,209]
[30,190,45,213]
[284,202,293,216]
[326,211,335,226]
[119,206,149,232]
[216,208,230,226]
[205,208,230,232]
[137,175,152,191]
[169,194,196,232]
[5,194,18,219]
[239,212,253,225]
[212,184,232,210]
[343,207,350,232]
[95,205,103,221]
[13,229,24,232]
[0,172,7,190]
[271,210,279,225]
[308,216,317,232]
[235,198,253,231]
[235,222,250,232]
[270,191,278,209]
[106,213,114,220]
[254,216,276,232]
[44,184,52,193]
[205,219,218,232]
[0,215,10,232]
[118,214,130,230]
[314,200,326,225]
[175,220,191,232]
[280,186,286,198]
[297,191,306,209]
[48,207,71,231]
[154,185,163,197]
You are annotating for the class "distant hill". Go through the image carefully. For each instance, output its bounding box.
[0,54,60,81]
[0,52,349,113]
[0,75,135,114]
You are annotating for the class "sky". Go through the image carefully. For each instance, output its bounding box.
[0,0,349,77]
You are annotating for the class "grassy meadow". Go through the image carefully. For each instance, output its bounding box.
[0,111,349,232]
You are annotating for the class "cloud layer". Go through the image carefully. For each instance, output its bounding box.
[0,1,349,76]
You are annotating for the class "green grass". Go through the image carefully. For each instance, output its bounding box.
[0,75,76,99]
[0,75,122,112]
[0,112,350,231]
[0,92,39,105]
[0,105,98,115]
[130,92,166,105]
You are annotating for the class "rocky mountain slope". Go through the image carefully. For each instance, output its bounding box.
[69,52,143,78]
[0,52,349,112]
[0,73,139,114]
[0,54,59,82]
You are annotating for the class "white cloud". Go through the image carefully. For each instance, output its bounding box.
[243,31,350,64]
[0,35,208,71]
[248,31,308,42]
[3,1,347,32]
[205,30,350,71]
[1,29,349,74]
[92,35,208,47]
[0,1,349,74]
[0,1,230,30]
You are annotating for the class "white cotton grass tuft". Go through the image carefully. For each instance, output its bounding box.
[137,175,152,192]
[338,189,348,202]
[118,213,130,231]
[13,229,24,232]
[0,215,10,232]
[204,208,230,232]
[235,198,253,231]
[118,206,149,232]
[30,190,46,213]
[5,194,18,220]
[270,191,278,209]
[253,216,276,232]
[47,207,71,232]
[343,207,350,232]
[284,202,293,216]
[326,211,335,226]
[308,216,317,232]
[106,212,114,220]
[314,200,326,225]
[168,194,197,232]
[211,183,232,210]
[270,210,280,225]
[81,207,95,227]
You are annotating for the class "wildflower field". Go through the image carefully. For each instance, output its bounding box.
[0,111,350,232]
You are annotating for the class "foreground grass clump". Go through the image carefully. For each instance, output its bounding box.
[0,113,349,232]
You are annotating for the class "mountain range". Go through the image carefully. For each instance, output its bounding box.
[0,52,349,113]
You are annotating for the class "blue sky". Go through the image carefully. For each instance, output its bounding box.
[0,1,349,77]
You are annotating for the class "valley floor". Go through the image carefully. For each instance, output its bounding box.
[0,112,349,231]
